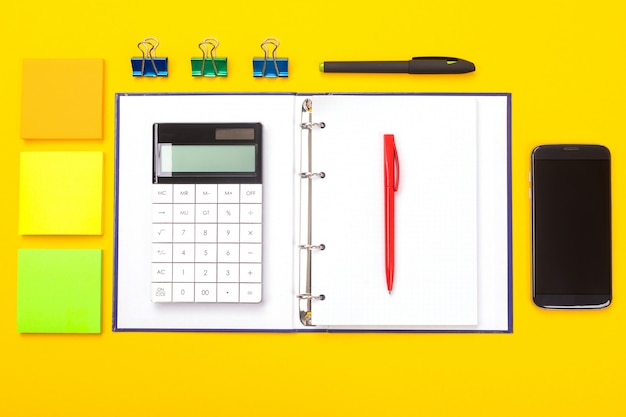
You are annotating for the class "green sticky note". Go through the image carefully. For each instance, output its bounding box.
[17,249,102,333]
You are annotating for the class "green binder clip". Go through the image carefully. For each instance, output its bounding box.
[253,37,288,77]
[191,38,227,77]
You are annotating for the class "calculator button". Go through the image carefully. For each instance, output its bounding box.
[240,263,262,283]
[152,283,172,302]
[217,263,240,282]
[218,184,240,203]
[240,184,262,204]
[240,224,262,243]
[240,244,262,263]
[152,263,173,282]
[217,283,239,302]
[173,243,195,263]
[195,243,217,263]
[173,184,195,203]
[173,204,195,223]
[218,224,240,243]
[152,180,261,305]
[196,184,217,203]
[152,224,173,243]
[172,263,194,282]
[195,263,217,283]
[172,223,194,243]
[240,283,262,303]
[153,184,173,203]
[195,224,217,243]
[172,283,195,302]
[218,204,240,223]
[152,243,172,262]
[195,283,217,302]
[240,204,262,223]
[217,244,239,263]
[195,204,217,223]
[152,204,172,223]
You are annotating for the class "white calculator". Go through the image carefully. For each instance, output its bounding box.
[151,123,263,303]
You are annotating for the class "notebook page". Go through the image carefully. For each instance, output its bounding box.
[309,95,478,327]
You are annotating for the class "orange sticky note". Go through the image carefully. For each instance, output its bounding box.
[21,58,104,139]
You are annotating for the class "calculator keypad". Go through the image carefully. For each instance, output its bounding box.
[151,183,262,303]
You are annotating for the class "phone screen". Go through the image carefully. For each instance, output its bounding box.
[531,145,612,308]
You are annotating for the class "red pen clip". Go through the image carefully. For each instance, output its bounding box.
[384,134,400,293]
[384,135,400,191]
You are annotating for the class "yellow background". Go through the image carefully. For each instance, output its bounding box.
[2,1,625,416]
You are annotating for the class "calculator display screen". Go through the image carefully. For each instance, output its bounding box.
[153,122,262,184]
[161,145,256,173]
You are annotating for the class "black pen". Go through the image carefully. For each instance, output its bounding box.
[320,57,475,74]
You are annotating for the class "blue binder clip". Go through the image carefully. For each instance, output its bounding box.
[131,37,168,77]
[191,38,228,77]
[253,38,288,77]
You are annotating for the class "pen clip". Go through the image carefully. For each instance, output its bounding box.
[393,141,400,192]
[384,134,400,191]
[409,56,475,74]
[412,56,457,64]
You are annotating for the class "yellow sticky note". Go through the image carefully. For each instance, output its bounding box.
[21,58,104,139]
[19,152,103,235]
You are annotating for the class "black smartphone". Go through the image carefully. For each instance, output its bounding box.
[531,144,612,309]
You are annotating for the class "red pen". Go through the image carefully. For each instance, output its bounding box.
[384,134,400,294]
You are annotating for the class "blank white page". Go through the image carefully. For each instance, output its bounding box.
[307,95,479,327]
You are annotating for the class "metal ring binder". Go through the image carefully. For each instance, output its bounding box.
[299,172,325,179]
[297,98,327,326]
[299,244,326,250]
[296,294,326,300]
[300,122,326,130]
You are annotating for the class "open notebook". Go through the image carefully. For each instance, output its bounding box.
[113,93,511,332]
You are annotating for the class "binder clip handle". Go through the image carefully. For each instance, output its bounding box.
[261,37,280,59]
[253,37,288,77]
[192,37,227,77]
[138,37,159,56]
[132,37,168,77]
[199,38,219,76]
[261,37,280,77]
[138,37,159,75]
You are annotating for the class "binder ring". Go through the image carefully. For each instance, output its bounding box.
[299,243,326,251]
[137,37,160,76]
[300,122,325,130]
[296,293,326,301]
[199,37,219,76]
[299,171,325,179]
[302,98,313,112]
